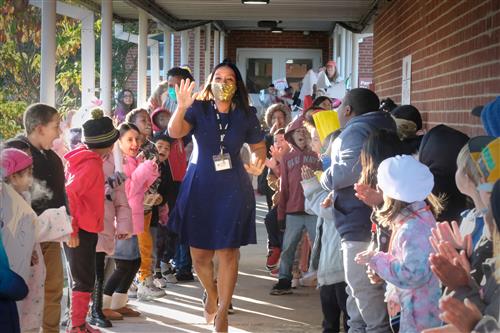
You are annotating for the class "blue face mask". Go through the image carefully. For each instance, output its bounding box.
[168,86,177,102]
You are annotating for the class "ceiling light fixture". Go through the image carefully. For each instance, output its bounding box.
[242,0,269,4]
[271,27,283,33]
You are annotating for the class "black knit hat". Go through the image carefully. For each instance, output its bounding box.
[82,108,119,148]
[391,105,423,131]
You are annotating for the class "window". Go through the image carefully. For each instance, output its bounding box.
[246,58,272,93]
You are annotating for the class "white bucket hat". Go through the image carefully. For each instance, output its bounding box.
[377,155,434,203]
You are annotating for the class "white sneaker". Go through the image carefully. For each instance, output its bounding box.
[162,272,178,284]
[127,281,138,298]
[153,276,167,289]
[161,263,178,284]
[291,278,300,289]
[137,277,166,300]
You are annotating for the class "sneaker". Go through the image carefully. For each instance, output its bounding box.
[175,270,195,282]
[127,281,138,298]
[162,266,178,284]
[269,267,279,278]
[270,278,292,295]
[266,247,281,271]
[153,272,167,289]
[137,276,166,300]
[291,278,299,289]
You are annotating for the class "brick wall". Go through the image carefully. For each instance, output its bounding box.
[358,36,373,89]
[226,30,330,66]
[373,0,500,136]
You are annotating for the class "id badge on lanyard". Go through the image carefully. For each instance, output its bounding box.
[213,149,232,171]
[212,105,232,172]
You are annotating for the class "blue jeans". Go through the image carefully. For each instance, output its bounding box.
[174,243,192,273]
[278,214,317,281]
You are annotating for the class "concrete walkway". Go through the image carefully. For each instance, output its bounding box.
[97,195,323,333]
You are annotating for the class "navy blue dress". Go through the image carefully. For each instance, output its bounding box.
[169,100,264,250]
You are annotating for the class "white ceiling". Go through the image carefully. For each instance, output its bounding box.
[83,0,377,32]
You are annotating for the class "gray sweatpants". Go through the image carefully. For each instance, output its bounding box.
[341,240,390,333]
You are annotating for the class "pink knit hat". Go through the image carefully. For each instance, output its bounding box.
[1,148,33,177]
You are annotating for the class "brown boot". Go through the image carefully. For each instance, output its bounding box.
[102,308,123,320]
[114,306,141,317]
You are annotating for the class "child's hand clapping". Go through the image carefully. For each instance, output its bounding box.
[269,145,285,164]
[354,250,376,265]
[301,165,315,180]
[265,157,277,170]
[354,183,383,207]
[430,221,472,257]
[321,191,333,208]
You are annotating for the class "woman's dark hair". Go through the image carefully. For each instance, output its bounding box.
[118,122,140,137]
[312,96,331,108]
[117,89,136,109]
[359,129,405,188]
[197,61,251,114]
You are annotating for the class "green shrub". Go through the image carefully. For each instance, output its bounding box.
[0,100,27,140]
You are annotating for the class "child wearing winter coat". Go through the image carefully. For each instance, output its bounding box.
[102,122,159,316]
[355,155,442,333]
[88,152,133,327]
[2,145,72,332]
[301,110,348,332]
[270,116,322,295]
[63,109,120,333]
[125,109,165,299]
[1,149,35,333]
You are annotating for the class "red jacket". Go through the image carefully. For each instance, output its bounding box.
[64,146,105,236]
[278,146,322,221]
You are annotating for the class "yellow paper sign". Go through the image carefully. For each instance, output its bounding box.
[312,110,341,143]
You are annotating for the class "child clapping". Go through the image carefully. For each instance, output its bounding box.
[355,155,442,332]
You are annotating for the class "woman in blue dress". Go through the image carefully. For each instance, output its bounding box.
[168,61,266,333]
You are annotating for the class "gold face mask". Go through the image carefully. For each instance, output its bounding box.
[211,82,237,102]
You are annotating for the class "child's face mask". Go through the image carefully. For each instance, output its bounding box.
[168,86,177,102]
[211,82,236,102]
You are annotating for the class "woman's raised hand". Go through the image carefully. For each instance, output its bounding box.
[175,78,197,110]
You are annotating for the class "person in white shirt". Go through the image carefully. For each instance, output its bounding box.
[316,61,346,100]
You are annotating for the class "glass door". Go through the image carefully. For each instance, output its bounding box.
[245,58,272,94]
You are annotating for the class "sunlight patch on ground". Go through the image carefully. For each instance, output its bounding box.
[129,300,253,333]
[231,295,294,310]
[238,270,277,281]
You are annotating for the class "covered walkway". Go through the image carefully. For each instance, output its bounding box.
[94,196,323,333]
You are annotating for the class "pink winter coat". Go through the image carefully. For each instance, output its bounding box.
[96,155,133,255]
[122,155,159,234]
